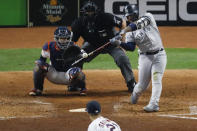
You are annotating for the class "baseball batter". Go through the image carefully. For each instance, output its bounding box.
[86,100,121,131]
[29,27,88,96]
[111,4,167,112]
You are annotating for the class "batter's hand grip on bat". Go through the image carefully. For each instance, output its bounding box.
[71,42,110,66]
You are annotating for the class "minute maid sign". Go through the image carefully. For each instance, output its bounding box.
[29,0,77,26]
[42,0,67,23]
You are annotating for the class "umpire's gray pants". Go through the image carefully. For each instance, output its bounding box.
[82,42,134,83]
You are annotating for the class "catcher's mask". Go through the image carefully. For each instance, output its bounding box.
[54,26,73,50]
[80,1,99,20]
[123,4,139,22]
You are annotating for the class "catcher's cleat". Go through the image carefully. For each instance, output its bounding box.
[67,85,81,92]
[143,104,159,112]
[80,87,87,96]
[29,89,42,96]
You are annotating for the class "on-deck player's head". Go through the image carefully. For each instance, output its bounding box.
[86,100,101,115]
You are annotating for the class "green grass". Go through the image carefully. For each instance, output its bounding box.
[165,48,197,69]
[0,48,40,71]
[0,48,197,71]
[83,50,138,69]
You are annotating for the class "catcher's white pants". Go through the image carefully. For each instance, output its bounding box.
[133,50,167,105]
[46,66,71,85]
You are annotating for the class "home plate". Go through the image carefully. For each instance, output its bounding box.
[69,108,86,112]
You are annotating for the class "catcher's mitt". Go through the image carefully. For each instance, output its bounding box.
[63,45,81,66]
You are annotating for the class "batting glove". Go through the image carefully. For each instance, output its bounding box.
[110,35,122,46]
[82,52,88,58]
[81,49,88,58]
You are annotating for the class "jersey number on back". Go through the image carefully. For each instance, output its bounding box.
[106,123,117,131]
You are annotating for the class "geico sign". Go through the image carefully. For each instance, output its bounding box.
[105,0,197,21]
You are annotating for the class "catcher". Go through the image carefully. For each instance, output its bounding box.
[29,26,88,96]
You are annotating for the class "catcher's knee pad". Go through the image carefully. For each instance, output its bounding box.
[115,55,130,66]
[33,65,46,91]
[69,67,86,87]
[68,67,85,81]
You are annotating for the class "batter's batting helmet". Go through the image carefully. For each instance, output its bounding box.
[123,4,139,21]
[54,27,73,50]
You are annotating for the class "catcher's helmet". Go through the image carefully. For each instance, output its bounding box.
[123,4,139,22]
[54,27,73,50]
[80,1,98,16]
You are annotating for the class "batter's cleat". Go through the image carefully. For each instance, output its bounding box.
[131,91,140,104]
[67,85,81,92]
[143,104,159,112]
[80,87,87,96]
[29,89,42,96]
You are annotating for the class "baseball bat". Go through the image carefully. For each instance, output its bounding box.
[71,42,111,66]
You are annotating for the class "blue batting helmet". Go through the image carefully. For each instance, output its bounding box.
[123,4,139,21]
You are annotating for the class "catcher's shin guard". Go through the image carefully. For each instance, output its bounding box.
[33,65,46,91]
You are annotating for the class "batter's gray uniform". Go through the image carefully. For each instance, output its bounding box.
[125,13,167,111]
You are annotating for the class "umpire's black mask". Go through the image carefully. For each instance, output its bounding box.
[81,1,98,21]
[84,11,96,21]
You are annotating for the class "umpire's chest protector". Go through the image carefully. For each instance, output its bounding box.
[80,13,121,45]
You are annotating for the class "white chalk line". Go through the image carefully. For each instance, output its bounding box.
[0,100,54,120]
[31,100,52,105]
[158,114,197,120]
[0,100,52,105]
[0,115,45,120]
[158,106,197,120]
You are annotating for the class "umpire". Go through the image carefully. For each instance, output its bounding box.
[71,1,136,92]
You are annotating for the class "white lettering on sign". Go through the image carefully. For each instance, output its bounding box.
[179,0,197,21]
[104,0,197,21]
[139,0,167,21]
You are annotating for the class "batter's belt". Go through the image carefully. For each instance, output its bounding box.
[140,48,164,55]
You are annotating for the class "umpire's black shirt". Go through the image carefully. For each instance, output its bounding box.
[71,12,123,47]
